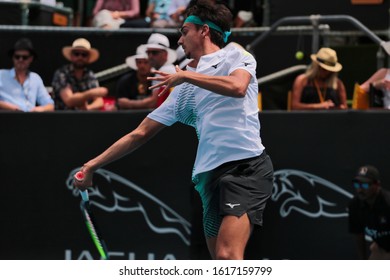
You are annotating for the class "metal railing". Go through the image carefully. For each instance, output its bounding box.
[246,14,390,69]
[257,65,308,85]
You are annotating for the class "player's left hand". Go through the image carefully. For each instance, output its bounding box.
[148,65,184,97]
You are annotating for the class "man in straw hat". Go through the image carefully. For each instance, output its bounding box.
[0,38,54,112]
[115,45,153,109]
[74,0,274,260]
[52,38,108,110]
[291,47,347,110]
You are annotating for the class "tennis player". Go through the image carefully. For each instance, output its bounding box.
[74,0,274,260]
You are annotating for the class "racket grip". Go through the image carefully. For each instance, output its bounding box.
[74,171,89,201]
[80,190,89,201]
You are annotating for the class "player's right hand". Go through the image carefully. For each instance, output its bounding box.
[73,170,93,191]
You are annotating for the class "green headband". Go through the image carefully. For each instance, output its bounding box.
[184,15,231,43]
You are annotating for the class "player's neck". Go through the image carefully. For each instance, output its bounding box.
[203,43,220,56]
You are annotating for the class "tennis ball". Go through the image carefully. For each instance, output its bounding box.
[295,51,304,60]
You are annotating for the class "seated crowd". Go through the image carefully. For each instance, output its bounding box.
[73,0,258,29]
[0,33,188,112]
[0,35,388,112]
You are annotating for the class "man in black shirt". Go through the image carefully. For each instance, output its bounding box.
[348,165,390,259]
[116,45,153,109]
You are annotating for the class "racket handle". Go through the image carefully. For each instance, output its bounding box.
[74,171,85,182]
[80,190,89,202]
[74,171,89,201]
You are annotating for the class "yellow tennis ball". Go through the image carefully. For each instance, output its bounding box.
[295,51,304,60]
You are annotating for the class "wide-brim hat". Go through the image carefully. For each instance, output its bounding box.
[62,38,100,64]
[310,47,342,72]
[125,45,148,70]
[8,38,37,58]
[139,33,177,65]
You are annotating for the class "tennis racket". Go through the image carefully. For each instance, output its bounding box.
[74,171,109,260]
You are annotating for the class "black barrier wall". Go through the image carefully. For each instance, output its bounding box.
[1,111,390,260]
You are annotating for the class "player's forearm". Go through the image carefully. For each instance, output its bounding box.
[83,132,142,173]
[184,71,248,98]
[83,118,163,173]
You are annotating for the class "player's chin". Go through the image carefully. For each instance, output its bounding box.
[185,51,192,59]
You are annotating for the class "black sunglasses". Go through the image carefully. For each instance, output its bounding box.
[72,51,89,58]
[13,54,31,61]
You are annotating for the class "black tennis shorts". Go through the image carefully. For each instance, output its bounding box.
[195,151,274,238]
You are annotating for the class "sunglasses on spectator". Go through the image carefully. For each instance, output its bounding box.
[353,182,370,190]
[146,50,163,56]
[72,51,89,58]
[13,54,31,61]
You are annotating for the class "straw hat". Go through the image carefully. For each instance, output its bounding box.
[310,47,342,72]
[139,33,177,65]
[125,46,148,70]
[62,38,100,64]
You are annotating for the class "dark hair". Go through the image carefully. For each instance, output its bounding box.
[185,0,233,48]
[8,38,37,58]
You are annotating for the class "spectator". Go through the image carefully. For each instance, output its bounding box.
[146,0,172,28]
[166,0,191,27]
[230,1,260,28]
[291,47,347,110]
[92,0,140,29]
[122,0,189,28]
[0,38,54,112]
[116,45,153,109]
[348,165,390,259]
[52,38,108,110]
[119,33,177,109]
[234,11,256,28]
[360,68,390,109]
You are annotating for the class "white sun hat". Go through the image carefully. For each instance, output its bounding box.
[125,45,148,70]
[139,33,177,65]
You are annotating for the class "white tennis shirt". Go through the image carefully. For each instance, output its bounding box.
[147,46,264,181]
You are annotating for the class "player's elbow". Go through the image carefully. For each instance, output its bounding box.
[233,84,248,98]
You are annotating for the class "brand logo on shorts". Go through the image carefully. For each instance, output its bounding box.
[225,203,241,209]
